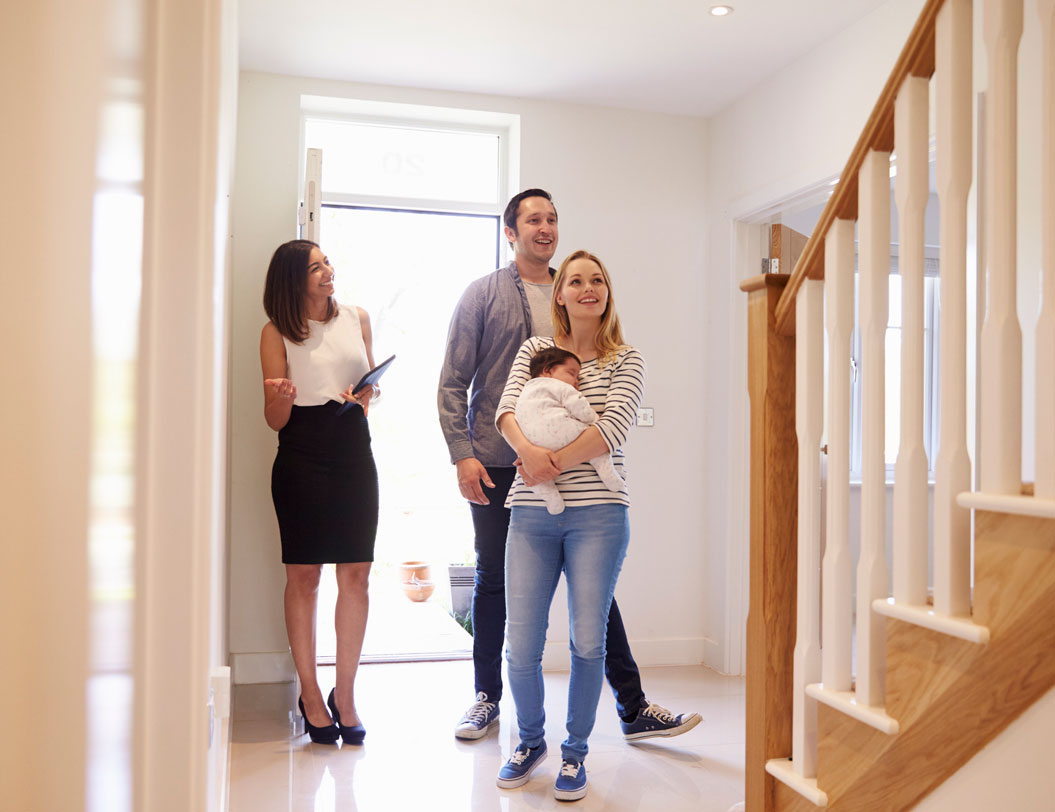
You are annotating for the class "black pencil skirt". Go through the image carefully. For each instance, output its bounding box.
[271,401,379,564]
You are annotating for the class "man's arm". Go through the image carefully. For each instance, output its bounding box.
[455,457,495,505]
[438,284,483,463]
[438,282,495,504]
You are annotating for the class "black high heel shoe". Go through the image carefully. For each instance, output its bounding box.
[298,697,340,744]
[328,688,366,744]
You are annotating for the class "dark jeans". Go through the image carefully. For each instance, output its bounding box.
[468,466,646,718]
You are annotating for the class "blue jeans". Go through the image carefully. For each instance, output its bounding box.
[467,468,645,717]
[504,503,630,763]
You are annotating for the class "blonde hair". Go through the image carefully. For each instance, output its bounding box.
[551,249,627,367]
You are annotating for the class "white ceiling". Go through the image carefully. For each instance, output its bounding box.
[239,0,891,117]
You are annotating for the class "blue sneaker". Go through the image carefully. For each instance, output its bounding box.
[621,701,701,741]
[496,741,547,788]
[554,759,587,801]
[455,692,499,740]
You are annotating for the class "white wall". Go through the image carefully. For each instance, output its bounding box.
[229,71,711,682]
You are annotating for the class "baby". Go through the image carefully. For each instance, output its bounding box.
[514,346,624,514]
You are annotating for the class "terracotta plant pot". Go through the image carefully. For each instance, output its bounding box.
[399,561,434,602]
[399,561,431,583]
[401,578,435,602]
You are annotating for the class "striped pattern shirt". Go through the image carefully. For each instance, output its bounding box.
[496,336,645,508]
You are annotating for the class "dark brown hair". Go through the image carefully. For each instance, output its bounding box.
[528,346,580,378]
[262,239,336,343]
[503,188,557,249]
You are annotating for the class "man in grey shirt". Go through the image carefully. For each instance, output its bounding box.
[438,188,700,743]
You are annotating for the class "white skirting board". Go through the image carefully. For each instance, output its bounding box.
[230,652,296,685]
[232,638,714,683]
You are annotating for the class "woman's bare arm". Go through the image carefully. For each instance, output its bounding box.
[261,322,294,431]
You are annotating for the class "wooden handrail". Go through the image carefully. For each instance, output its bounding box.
[772,0,946,336]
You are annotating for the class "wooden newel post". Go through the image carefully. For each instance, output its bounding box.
[741,273,798,812]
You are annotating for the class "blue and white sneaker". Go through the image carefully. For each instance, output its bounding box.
[621,701,701,741]
[554,759,587,801]
[496,741,548,788]
[455,692,499,740]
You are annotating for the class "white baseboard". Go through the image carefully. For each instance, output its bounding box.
[233,639,716,681]
[702,636,735,675]
[541,637,711,671]
[230,651,295,684]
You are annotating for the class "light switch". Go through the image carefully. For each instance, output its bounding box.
[636,407,654,427]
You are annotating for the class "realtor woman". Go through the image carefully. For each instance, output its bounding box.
[260,239,380,745]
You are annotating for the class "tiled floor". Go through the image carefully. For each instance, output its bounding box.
[228,660,746,811]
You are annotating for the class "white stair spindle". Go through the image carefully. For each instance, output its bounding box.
[934,0,975,616]
[1037,0,1055,499]
[980,0,1024,494]
[822,219,856,694]
[857,149,891,707]
[793,279,824,778]
[892,76,931,607]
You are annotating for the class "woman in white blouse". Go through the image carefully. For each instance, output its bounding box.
[260,240,380,746]
[493,249,645,802]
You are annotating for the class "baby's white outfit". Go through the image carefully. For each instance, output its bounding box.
[514,377,625,514]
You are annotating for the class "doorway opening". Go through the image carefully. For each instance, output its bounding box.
[300,100,517,662]
[314,205,501,662]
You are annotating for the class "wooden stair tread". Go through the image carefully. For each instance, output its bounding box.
[871,598,989,643]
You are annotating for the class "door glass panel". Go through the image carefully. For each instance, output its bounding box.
[314,205,500,660]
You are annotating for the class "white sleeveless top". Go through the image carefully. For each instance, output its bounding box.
[282,304,370,406]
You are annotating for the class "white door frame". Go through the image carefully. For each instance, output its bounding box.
[723,179,835,677]
[134,0,237,808]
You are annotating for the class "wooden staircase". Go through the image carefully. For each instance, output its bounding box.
[774,505,1055,812]
[740,0,1055,809]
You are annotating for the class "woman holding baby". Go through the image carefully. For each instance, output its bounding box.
[492,249,644,802]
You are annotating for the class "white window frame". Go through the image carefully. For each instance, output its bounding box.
[298,95,519,254]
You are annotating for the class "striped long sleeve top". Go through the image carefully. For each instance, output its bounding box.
[495,336,645,509]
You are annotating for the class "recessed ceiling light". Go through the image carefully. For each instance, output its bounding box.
[710,5,734,16]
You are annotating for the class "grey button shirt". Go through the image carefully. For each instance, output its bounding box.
[437,261,555,467]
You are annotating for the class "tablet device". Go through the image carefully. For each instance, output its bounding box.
[336,354,396,415]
